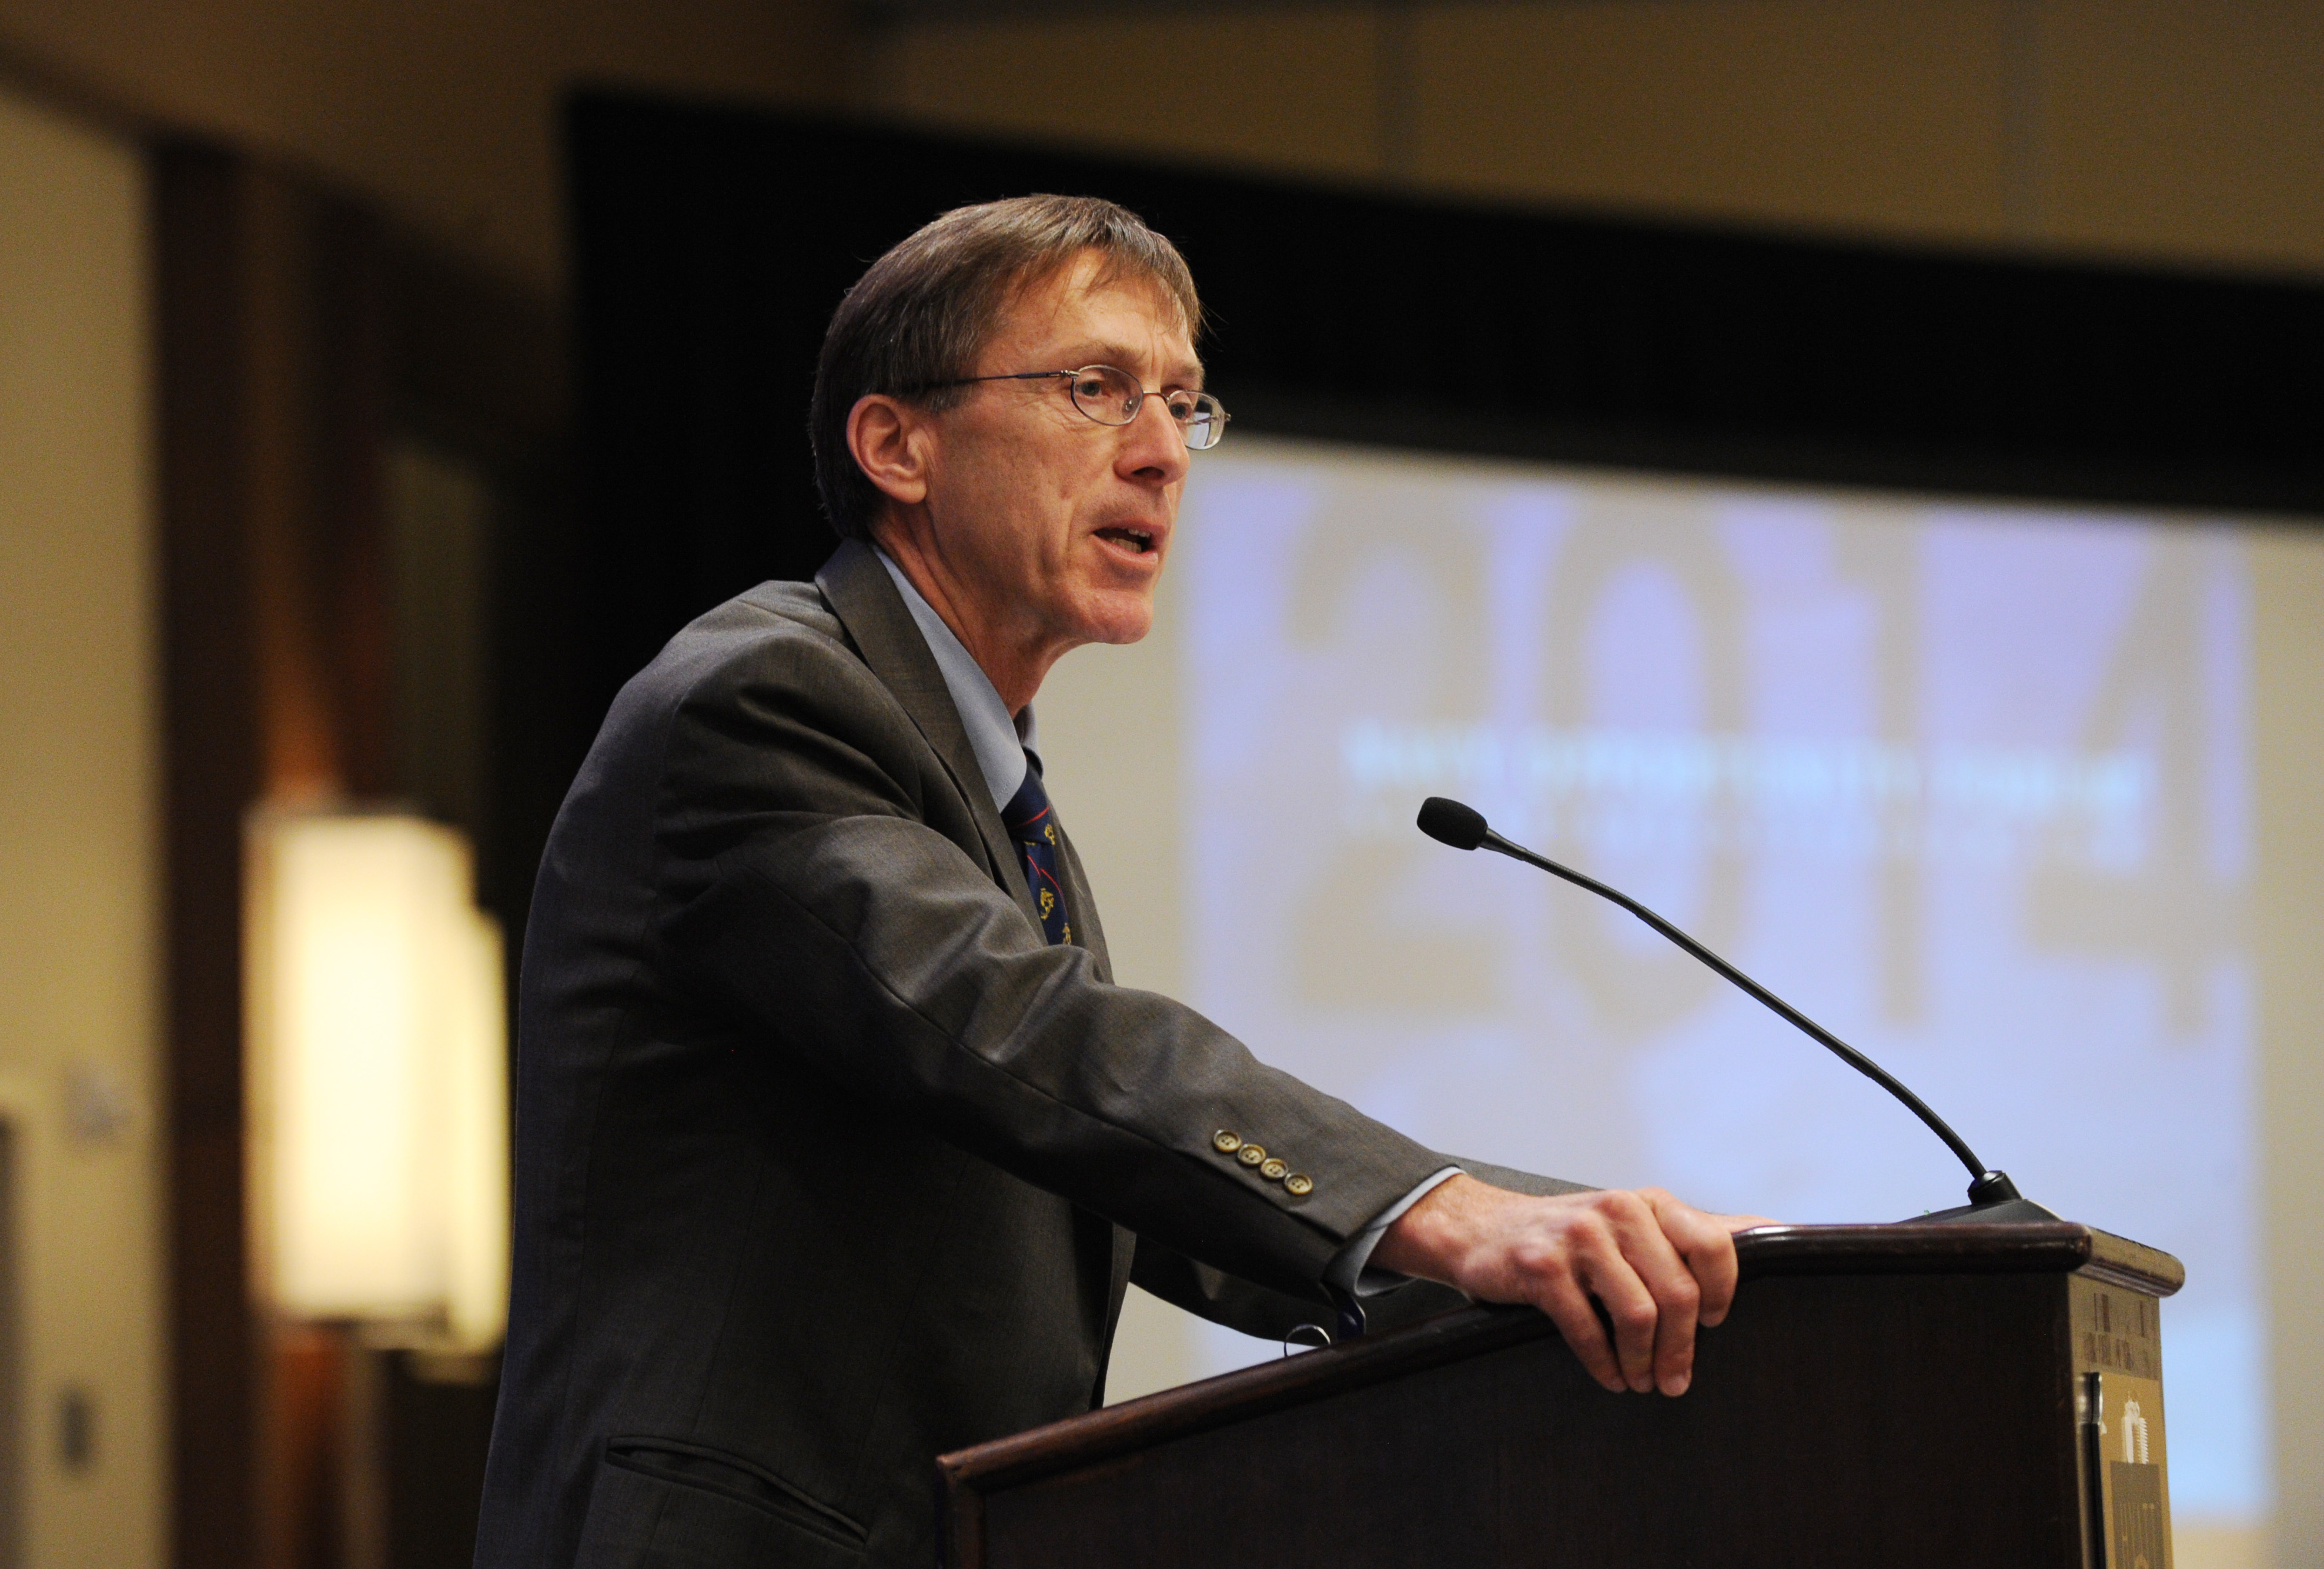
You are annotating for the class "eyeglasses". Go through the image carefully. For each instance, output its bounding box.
[914,364,1229,450]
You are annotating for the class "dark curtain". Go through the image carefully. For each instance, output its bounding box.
[565,91,2324,761]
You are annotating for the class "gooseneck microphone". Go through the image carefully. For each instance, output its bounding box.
[1416,796,2046,1219]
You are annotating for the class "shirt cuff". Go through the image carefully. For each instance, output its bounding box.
[1323,1166,1463,1298]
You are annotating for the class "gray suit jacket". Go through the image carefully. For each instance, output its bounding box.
[472,541,1577,1569]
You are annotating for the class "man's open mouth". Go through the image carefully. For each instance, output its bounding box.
[1096,526,1158,555]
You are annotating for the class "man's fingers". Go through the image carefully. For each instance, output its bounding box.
[1644,1256,1702,1397]
[1643,1189,1747,1330]
[1688,1227,1741,1329]
[1534,1273,1626,1394]
[1601,1194,1702,1396]
[1582,1251,1663,1393]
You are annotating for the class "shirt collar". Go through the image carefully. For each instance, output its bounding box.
[874,548,1035,810]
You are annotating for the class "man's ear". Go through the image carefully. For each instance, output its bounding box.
[847,393,934,509]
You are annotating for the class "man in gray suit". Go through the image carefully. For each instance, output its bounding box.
[474,195,1758,1569]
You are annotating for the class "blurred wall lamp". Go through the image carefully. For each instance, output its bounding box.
[245,810,509,1351]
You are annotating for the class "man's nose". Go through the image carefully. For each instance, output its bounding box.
[1118,394,1190,483]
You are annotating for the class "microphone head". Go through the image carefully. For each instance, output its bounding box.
[1416,796,1490,851]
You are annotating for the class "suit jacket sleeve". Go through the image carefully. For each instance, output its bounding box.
[1129,1159,1597,1341]
[1128,1237,1472,1340]
[653,626,1450,1300]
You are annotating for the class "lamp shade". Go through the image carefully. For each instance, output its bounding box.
[246,810,509,1347]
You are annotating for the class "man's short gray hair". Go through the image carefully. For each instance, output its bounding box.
[809,194,1203,542]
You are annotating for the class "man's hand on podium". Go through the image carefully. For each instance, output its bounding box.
[1370,1176,1770,1398]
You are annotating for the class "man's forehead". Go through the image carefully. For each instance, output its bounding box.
[994,256,1200,375]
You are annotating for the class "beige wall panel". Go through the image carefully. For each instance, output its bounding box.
[0,0,850,293]
[0,82,162,1569]
[868,8,1387,183]
[868,1,2017,248]
[1039,553,1189,1006]
[2041,0,2324,279]
[866,0,2324,279]
[1409,0,2009,241]
[2251,528,2324,1569]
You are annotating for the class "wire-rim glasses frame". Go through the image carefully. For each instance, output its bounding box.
[907,365,1229,450]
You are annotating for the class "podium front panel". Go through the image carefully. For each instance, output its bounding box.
[980,1273,2081,1567]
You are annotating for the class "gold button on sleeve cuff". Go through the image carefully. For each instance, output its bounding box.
[1212,1133,1310,1194]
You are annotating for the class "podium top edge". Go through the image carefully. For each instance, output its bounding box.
[2078,1225,2188,1296]
[1734,1220,2184,1298]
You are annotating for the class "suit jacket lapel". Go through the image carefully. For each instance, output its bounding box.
[815,540,1039,927]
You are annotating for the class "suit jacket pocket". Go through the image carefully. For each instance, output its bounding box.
[575,1436,869,1569]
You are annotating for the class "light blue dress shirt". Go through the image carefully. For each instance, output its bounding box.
[872,548,1453,1301]
[874,549,1038,806]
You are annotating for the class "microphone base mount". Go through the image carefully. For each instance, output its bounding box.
[1916,1196,2063,1224]
[1966,1169,2024,1206]
[1917,1169,2058,1223]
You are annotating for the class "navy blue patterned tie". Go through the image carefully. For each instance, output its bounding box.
[1001,752,1071,946]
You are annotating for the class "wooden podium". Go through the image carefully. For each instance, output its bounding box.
[939,1222,2183,1569]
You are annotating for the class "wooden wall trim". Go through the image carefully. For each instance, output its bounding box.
[154,128,419,1569]
[154,136,263,1569]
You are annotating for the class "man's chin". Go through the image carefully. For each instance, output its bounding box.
[1065,590,1157,647]
[1081,612,1155,647]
